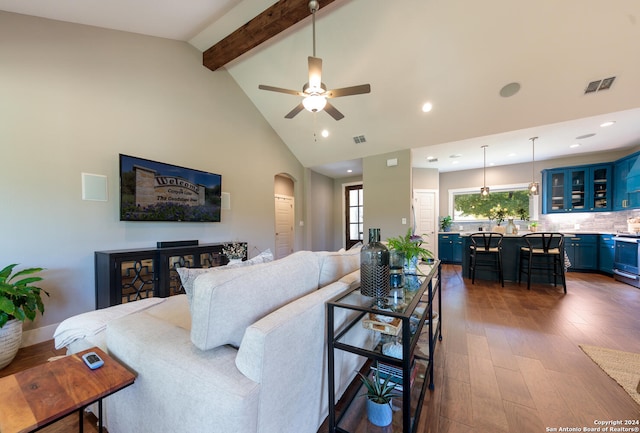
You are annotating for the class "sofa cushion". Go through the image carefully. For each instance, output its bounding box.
[177,249,274,304]
[316,246,361,287]
[190,251,321,350]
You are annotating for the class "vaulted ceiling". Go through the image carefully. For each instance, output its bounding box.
[2,0,640,177]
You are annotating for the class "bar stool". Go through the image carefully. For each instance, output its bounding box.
[518,232,567,293]
[469,232,504,286]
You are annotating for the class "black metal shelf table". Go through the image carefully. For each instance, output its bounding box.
[326,261,442,433]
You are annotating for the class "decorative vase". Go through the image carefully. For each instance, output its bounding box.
[0,319,23,370]
[389,251,404,289]
[403,255,418,275]
[506,218,517,234]
[366,399,393,427]
[360,228,390,307]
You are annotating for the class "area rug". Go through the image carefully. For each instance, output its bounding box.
[579,344,640,406]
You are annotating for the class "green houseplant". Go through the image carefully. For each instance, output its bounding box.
[439,215,452,232]
[0,264,48,369]
[386,229,433,263]
[358,364,399,426]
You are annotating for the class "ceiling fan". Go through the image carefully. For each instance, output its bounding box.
[258,0,371,121]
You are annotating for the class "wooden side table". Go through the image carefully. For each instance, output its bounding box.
[0,347,135,433]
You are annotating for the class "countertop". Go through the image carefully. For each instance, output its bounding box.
[439,231,617,237]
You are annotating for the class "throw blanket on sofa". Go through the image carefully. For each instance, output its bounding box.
[54,297,166,349]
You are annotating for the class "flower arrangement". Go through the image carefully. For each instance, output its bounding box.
[488,205,510,226]
[222,242,246,260]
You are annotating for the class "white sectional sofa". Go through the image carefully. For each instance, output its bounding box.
[55,248,371,433]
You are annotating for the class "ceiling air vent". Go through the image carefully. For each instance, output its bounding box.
[585,76,616,94]
[353,135,366,144]
[427,157,438,163]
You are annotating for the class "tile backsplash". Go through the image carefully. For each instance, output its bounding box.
[449,209,640,234]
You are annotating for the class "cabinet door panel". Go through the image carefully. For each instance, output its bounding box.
[570,169,586,210]
[550,171,566,212]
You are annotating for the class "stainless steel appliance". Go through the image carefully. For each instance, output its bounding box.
[613,233,640,288]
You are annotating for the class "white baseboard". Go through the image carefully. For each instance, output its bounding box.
[21,323,59,348]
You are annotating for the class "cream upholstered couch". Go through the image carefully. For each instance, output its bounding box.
[55,248,371,433]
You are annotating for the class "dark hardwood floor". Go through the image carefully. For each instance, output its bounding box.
[416,264,640,433]
[3,265,639,433]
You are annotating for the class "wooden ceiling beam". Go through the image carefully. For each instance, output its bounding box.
[203,0,338,71]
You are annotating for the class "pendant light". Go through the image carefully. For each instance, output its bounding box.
[480,145,490,198]
[528,137,539,195]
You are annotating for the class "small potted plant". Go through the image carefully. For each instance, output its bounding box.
[0,264,48,369]
[529,221,539,232]
[488,205,509,233]
[439,215,453,232]
[358,364,399,427]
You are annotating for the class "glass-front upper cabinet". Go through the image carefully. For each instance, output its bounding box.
[550,171,566,211]
[543,163,612,214]
[570,169,586,210]
[591,165,610,210]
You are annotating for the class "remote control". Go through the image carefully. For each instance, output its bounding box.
[82,352,104,370]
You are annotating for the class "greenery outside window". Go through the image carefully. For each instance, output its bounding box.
[449,184,536,224]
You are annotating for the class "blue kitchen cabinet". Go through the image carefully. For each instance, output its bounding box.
[542,164,611,214]
[565,234,598,271]
[613,152,640,210]
[438,233,462,264]
[598,234,615,274]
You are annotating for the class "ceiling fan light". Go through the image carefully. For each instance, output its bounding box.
[303,94,327,112]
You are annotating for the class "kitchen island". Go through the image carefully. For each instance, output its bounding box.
[459,232,610,284]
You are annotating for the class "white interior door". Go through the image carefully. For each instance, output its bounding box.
[274,194,294,259]
[413,190,438,258]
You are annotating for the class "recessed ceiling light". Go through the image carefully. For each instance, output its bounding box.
[452,160,459,165]
[347,169,353,173]
[321,129,329,138]
[422,102,433,113]
[600,121,615,127]
[570,143,581,148]
[499,82,521,98]
[427,155,436,160]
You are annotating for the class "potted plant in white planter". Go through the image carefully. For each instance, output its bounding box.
[358,364,399,427]
[0,264,48,369]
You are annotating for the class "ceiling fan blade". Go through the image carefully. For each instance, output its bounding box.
[285,103,305,119]
[324,101,344,121]
[326,84,371,98]
[259,84,303,96]
[308,56,323,89]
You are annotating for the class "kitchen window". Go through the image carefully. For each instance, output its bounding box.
[449,184,537,222]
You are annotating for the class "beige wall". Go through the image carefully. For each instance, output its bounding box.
[0,12,305,339]
[363,149,412,243]
[413,167,439,190]
[306,170,335,251]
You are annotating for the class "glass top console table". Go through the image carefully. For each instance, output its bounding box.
[326,260,442,433]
